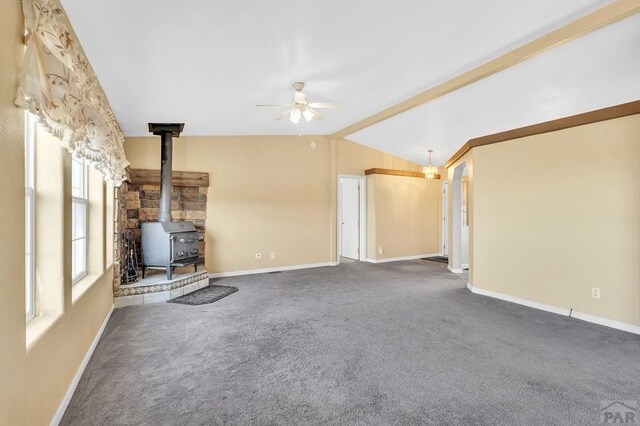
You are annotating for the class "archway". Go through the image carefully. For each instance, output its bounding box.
[450,162,468,273]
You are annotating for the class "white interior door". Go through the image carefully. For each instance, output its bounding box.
[340,179,360,260]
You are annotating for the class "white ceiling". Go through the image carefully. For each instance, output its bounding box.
[61,0,614,142]
[350,13,640,166]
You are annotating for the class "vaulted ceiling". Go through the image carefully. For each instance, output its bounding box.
[61,0,639,165]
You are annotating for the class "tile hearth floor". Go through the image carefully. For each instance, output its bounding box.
[120,267,207,288]
[114,267,209,307]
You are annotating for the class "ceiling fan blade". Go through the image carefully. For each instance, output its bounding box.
[274,110,290,120]
[308,102,343,109]
[256,104,290,107]
[307,108,325,121]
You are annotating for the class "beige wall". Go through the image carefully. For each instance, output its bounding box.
[459,115,640,326]
[336,138,423,175]
[0,1,27,421]
[367,174,442,260]
[0,2,115,424]
[336,137,440,261]
[125,136,438,270]
[125,136,334,273]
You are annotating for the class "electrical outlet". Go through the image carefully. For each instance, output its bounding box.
[591,287,601,299]
[255,252,262,260]
[270,252,276,260]
[378,247,384,255]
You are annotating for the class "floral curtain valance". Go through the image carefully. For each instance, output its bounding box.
[15,0,129,186]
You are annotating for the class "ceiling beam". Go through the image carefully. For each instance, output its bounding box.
[331,0,640,140]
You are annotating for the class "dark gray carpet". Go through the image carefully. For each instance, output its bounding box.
[167,285,238,306]
[61,260,640,425]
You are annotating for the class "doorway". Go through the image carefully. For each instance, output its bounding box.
[450,163,469,273]
[338,175,366,262]
[442,181,448,256]
[461,171,469,270]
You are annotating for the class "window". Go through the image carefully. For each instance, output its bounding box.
[72,157,88,283]
[25,112,36,320]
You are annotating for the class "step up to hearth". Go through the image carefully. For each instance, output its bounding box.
[114,268,209,307]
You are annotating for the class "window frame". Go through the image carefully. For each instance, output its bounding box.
[71,156,89,284]
[25,112,36,321]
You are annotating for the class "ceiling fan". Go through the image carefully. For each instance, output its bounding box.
[256,82,343,124]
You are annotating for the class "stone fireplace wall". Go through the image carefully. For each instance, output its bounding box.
[113,169,209,290]
[113,181,128,290]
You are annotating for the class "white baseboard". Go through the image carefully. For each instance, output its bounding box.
[466,286,640,335]
[447,264,463,273]
[50,304,114,426]
[468,286,571,316]
[570,310,640,335]
[366,253,441,264]
[461,263,469,269]
[209,262,337,278]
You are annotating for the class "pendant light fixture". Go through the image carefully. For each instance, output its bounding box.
[423,149,441,180]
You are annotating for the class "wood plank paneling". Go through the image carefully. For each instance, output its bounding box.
[365,168,427,179]
[128,169,210,187]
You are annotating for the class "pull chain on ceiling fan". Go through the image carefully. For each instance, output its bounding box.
[256,82,343,124]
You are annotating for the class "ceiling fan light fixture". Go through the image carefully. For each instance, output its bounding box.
[256,81,342,125]
[294,91,306,103]
[424,149,441,180]
[290,109,302,124]
[302,109,314,122]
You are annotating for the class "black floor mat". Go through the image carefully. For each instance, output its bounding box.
[422,256,449,264]
[167,285,238,306]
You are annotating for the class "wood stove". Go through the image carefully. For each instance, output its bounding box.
[140,123,201,280]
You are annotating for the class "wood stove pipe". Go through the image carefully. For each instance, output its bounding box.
[148,123,185,222]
